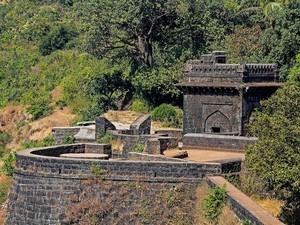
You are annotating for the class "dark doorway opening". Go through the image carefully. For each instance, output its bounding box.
[211,127,221,133]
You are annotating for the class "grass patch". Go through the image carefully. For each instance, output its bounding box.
[195,183,239,225]
[0,176,11,205]
[132,141,144,153]
[251,195,284,217]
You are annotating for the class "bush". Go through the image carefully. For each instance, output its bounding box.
[133,141,144,153]
[1,152,16,176]
[90,163,108,180]
[21,136,55,149]
[203,185,227,223]
[151,104,183,128]
[0,147,10,158]
[131,99,150,113]
[26,99,53,120]
[0,132,11,147]
[42,135,56,146]
[39,25,77,56]
[62,135,75,144]
[0,177,11,205]
[97,134,115,144]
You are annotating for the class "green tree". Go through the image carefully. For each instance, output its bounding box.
[80,0,187,67]
[239,0,288,21]
[246,54,300,224]
[39,25,77,56]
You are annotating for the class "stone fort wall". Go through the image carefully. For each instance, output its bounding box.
[6,144,222,225]
[6,144,281,225]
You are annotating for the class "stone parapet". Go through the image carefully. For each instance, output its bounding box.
[129,114,151,135]
[208,176,284,225]
[52,127,81,144]
[183,133,258,151]
[95,117,116,139]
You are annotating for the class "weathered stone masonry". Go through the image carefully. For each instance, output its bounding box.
[176,51,281,136]
[6,144,224,225]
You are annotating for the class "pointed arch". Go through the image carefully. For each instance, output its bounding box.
[204,110,232,133]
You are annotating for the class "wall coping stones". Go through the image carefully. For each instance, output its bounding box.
[129,114,151,135]
[208,176,284,225]
[74,125,95,141]
[76,121,95,126]
[184,133,258,140]
[14,144,223,179]
[183,133,258,151]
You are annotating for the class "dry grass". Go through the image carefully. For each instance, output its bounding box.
[111,139,124,155]
[103,110,170,132]
[0,105,75,151]
[251,195,284,217]
[102,110,142,124]
[194,183,240,225]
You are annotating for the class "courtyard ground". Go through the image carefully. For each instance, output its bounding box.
[164,148,245,162]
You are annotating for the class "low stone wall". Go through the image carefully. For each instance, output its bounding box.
[52,127,81,145]
[208,176,284,225]
[155,128,183,142]
[109,131,178,156]
[84,143,112,156]
[6,144,225,224]
[183,133,258,151]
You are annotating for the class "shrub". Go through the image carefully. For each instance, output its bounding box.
[55,99,67,110]
[62,135,75,144]
[20,136,55,149]
[131,99,150,113]
[203,185,227,223]
[151,104,183,128]
[0,132,11,147]
[21,140,41,149]
[42,135,56,146]
[0,147,10,158]
[26,99,53,120]
[0,177,11,205]
[97,134,115,144]
[132,141,144,153]
[39,25,77,56]
[90,163,108,180]
[1,152,16,176]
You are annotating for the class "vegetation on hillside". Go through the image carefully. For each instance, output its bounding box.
[1,0,300,121]
[0,0,300,223]
[246,55,300,225]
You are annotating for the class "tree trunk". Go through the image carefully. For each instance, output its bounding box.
[138,35,153,67]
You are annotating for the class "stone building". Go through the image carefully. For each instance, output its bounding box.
[176,51,281,136]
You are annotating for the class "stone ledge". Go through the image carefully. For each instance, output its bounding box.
[183,133,258,150]
[208,176,284,225]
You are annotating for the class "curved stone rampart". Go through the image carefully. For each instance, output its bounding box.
[6,144,223,225]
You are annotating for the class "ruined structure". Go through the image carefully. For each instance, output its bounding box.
[5,52,285,225]
[176,51,281,149]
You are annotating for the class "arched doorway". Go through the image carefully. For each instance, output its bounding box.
[204,110,232,133]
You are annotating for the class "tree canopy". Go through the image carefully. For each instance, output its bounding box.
[246,54,300,224]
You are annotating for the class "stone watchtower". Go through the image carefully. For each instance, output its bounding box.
[176,51,281,138]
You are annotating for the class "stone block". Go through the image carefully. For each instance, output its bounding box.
[95,117,116,139]
[130,114,151,135]
[145,138,160,154]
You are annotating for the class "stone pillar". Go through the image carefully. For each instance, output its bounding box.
[145,138,161,154]
[95,117,116,139]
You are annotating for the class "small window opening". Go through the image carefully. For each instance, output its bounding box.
[211,127,221,133]
[217,59,225,63]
